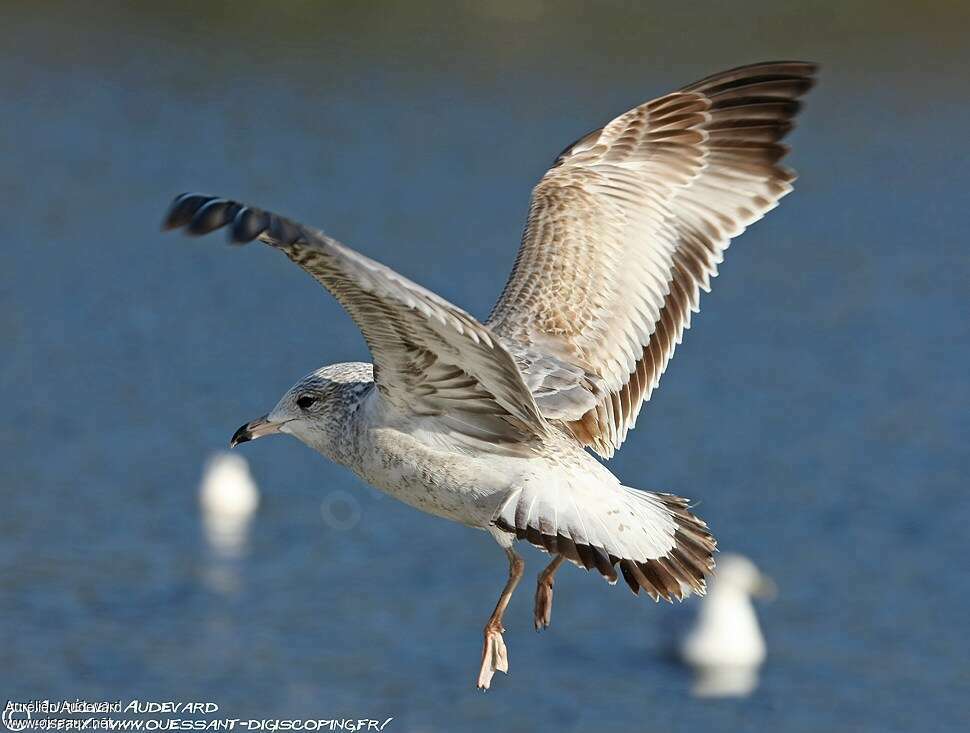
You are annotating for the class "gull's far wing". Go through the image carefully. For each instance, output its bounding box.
[164,194,550,448]
[487,61,817,458]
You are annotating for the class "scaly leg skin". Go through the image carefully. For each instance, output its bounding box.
[477,547,524,690]
[534,555,565,631]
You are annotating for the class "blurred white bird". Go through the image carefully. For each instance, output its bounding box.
[679,553,776,697]
[198,452,260,558]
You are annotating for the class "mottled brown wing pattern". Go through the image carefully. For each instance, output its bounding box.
[488,61,817,457]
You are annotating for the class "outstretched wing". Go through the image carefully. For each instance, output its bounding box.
[488,61,816,457]
[164,194,550,448]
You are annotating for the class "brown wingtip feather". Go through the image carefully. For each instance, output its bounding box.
[681,60,818,96]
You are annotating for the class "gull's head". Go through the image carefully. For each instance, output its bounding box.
[229,362,374,460]
[710,554,777,600]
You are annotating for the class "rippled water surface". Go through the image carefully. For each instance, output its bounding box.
[3,3,969,731]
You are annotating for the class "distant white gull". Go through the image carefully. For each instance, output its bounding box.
[199,452,260,557]
[680,553,776,697]
[164,61,815,689]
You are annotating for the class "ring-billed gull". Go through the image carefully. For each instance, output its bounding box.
[163,61,815,689]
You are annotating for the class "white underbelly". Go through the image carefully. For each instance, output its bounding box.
[356,427,523,527]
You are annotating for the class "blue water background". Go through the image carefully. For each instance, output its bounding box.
[2,2,968,731]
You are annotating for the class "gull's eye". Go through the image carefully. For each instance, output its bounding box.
[296,395,317,410]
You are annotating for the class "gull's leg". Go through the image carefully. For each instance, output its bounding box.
[477,542,524,690]
[534,555,565,631]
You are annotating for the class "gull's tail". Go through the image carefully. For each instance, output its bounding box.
[493,481,715,601]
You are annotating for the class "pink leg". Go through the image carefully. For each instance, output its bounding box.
[477,547,525,690]
[534,555,565,630]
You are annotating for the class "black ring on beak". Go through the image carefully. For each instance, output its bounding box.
[230,423,254,448]
[229,414,279,448]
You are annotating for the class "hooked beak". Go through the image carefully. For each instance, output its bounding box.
[229,414,282,448]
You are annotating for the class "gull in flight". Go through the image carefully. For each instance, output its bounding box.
[164,61,815,689]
